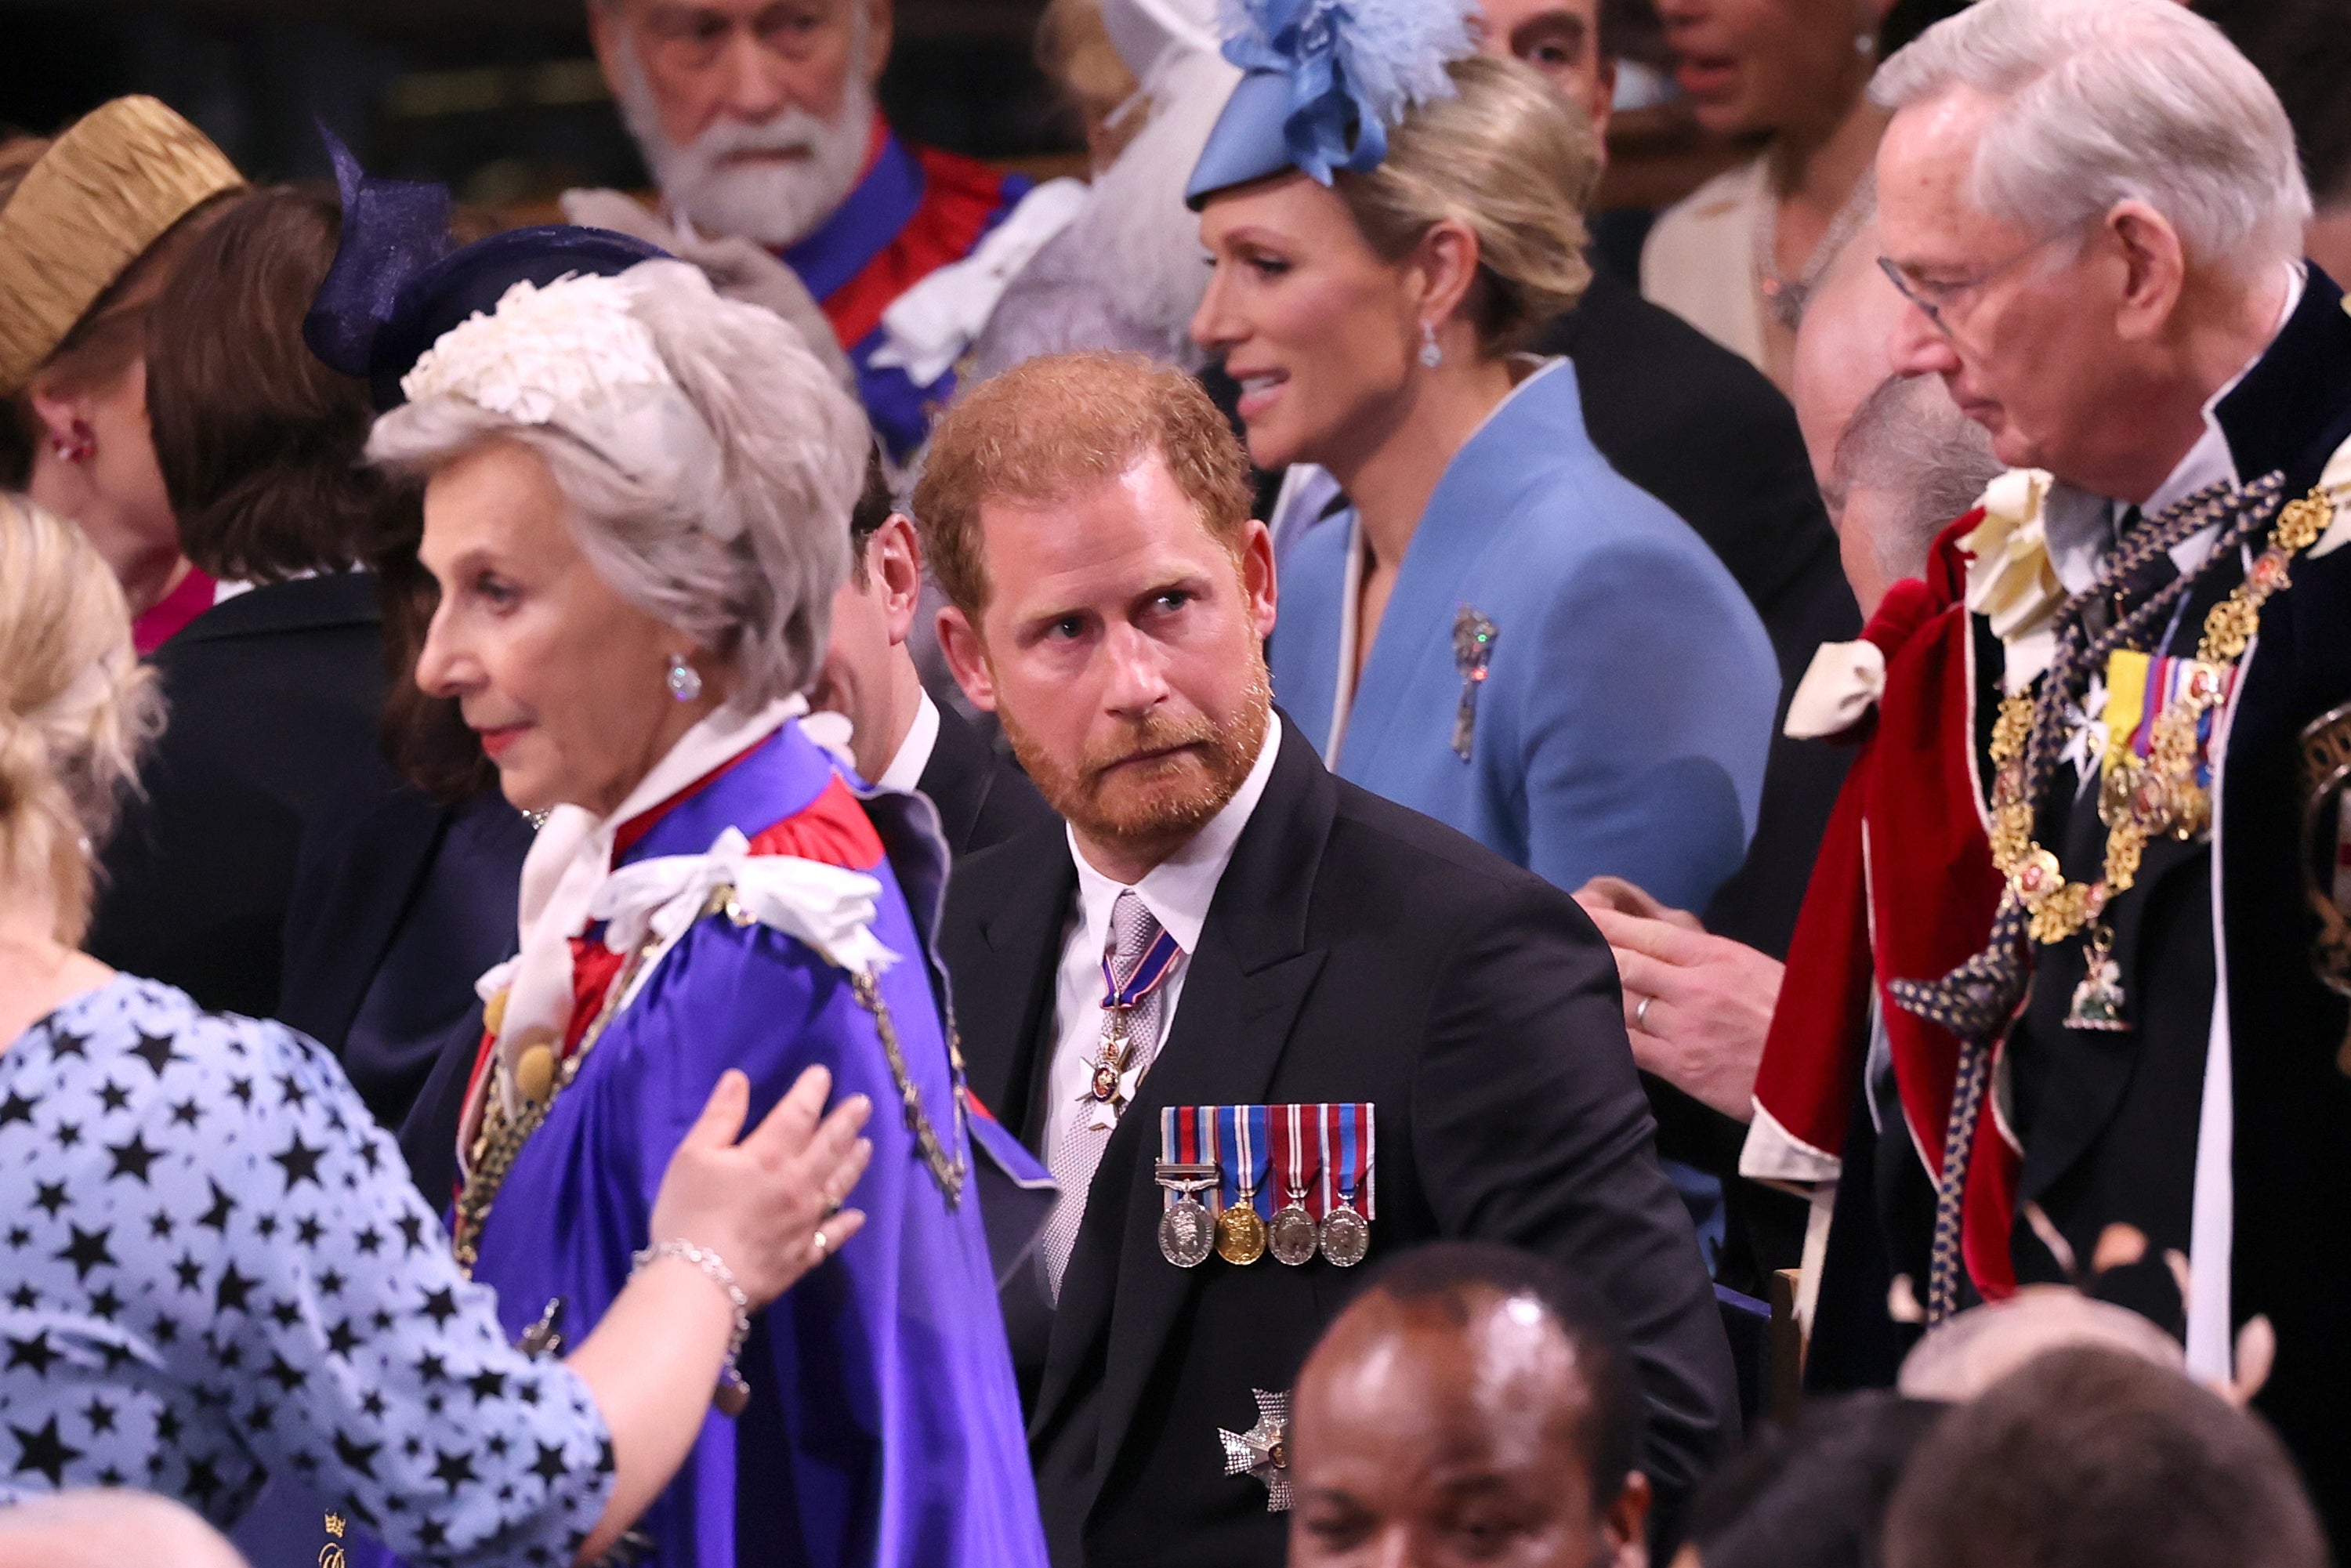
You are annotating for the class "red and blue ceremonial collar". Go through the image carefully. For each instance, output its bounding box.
[776,114,1030,458]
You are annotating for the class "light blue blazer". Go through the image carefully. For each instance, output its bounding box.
[1271,359,1777,912]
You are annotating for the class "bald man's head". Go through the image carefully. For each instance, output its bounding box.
[1793,219,1998,614]
[1289,1243,1650,1568]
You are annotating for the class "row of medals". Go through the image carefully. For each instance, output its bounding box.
[1090,1008,1370,1270]
[1154,1161,1370,1270]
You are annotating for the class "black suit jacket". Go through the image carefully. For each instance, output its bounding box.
[944,718,1737,1568]
[915,700,1058,857]
[89,574,384,1020]
[278,746,531,1139]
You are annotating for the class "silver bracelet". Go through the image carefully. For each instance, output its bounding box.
[632,1238,752,1409]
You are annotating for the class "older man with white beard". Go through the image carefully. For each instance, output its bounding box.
[1737,0,2351,1533]
[581,0,1038,461]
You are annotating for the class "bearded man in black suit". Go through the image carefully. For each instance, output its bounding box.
[919,351,1734,1568]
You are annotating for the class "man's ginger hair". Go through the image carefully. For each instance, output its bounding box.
[913,352,1255,618]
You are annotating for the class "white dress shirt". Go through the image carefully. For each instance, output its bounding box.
[876,690,941,794]
[1038,715,1283,1181]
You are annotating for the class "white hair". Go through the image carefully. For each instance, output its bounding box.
[368,259,868,713]
[1874,0,2310,278]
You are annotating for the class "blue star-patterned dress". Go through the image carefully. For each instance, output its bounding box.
[0,976,614,1564]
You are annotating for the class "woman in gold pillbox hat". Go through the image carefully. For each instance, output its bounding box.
[0,96,245,653]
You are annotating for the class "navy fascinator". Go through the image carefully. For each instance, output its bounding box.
[302,132,669,411]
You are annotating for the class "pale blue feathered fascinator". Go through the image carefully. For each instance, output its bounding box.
[1185,0,1478,208]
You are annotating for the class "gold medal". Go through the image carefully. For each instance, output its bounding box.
[1268,1184,1319,1266]
[1216,1199,1268,1266]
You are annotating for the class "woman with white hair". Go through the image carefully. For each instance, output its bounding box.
[313,207,1051,1566]
[0,488,872,1560]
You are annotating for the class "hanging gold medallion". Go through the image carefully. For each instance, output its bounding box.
[2066,922,2131,1032]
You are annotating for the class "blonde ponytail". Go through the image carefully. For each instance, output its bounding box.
[0,494,162,943]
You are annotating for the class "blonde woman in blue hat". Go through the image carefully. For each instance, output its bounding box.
[1189,1,1778,927]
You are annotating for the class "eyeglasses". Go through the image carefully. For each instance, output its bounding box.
[1876,220,2089,339]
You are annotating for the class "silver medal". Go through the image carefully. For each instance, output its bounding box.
[1269,1186,1318,1266]
[1318,1197,1370,1268]
[1155,1162,1219,1269]
[1159,1193,1215,1268]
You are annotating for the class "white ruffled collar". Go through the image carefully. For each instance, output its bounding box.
[465,696,886,1143]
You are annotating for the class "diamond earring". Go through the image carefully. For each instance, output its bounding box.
[665,652,703,703]
[1419,321,1444,369]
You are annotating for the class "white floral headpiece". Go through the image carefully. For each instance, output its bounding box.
[401,272,671,417]
[397,269,733,533]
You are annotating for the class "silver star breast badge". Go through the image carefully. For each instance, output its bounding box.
[1219,1387,1293,1511]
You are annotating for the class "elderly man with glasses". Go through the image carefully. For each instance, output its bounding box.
[1740,0,2351,1531]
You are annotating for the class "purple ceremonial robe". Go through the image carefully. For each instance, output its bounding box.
[429,721,1048,1568]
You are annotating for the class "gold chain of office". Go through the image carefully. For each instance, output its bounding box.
[451,883,966,1276]
[1988,486,2332,948]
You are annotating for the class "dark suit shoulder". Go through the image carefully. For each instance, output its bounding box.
[940,817,1070,929]
[1538,271,1844,624]
[918,702,1058,857]
[1322,775,1590,925]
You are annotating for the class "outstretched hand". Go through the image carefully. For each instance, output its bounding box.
[1574,879,1782,1123]
[650,1066,872,1309]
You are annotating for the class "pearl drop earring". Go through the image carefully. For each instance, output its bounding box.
[665,652,703,702]
[1419,321,1444,369]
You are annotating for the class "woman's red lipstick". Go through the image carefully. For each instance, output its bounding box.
[476,725,527,760]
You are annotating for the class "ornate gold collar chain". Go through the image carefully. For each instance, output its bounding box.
[1987,478,2332,979]
[451,885,969,1278]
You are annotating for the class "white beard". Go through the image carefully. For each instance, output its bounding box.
[610,36,875,251]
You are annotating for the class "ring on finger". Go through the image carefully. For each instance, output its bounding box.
[1635,994,1654,1031]
[812,1229,830,1258]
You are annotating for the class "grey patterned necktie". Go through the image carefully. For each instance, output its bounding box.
[1041,890,1174,1302]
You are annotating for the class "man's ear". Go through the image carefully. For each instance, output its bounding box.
[863,0,896,85]
[2107,200,2186,346]
[1239,518,1278,643]
[878,513,924,646]
[1604,1472,1652,1568]
[936,603,997,712]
